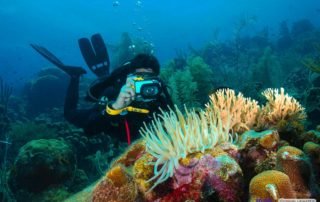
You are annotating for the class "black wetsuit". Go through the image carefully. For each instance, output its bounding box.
[64,75,172,142]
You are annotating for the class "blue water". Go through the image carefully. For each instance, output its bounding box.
[0,0,319,88]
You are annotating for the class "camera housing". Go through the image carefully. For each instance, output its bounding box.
[134,77,162,101]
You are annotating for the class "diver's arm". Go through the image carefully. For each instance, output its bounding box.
[111,77,135,109]
[82,81,135,135]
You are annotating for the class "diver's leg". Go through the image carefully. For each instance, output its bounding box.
[64,76,80,119]
[64,75,95,129]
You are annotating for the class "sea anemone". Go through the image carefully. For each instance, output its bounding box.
[140,106,231,191]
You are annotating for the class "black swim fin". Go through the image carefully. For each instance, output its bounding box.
[30,44,87,76]
[78,33,110,78]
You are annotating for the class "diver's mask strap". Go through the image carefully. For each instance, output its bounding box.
[106,103,149,115]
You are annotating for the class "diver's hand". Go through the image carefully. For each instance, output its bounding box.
[112,77,135,110]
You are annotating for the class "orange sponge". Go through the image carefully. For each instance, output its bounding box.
[92,165,139,202]
[114,140,145,167]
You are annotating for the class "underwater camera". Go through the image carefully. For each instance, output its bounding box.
[131,74,162,102]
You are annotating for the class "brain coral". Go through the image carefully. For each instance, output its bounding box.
[9,139,75,193]
[249,170,296,201]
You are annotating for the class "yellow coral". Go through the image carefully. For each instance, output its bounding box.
[106,165,129,187]
[179,152,203,167]
[133,153,154,192]
[206,88,260,134]
[258,88,306,128]
[238,129,278,149]
[259,130,280,149]
[249,170,296,202]
[208,145,228,158]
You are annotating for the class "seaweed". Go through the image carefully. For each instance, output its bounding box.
[302,44,320,74]
[0,77,14,202]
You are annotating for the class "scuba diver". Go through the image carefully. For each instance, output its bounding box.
[31,33,173,144]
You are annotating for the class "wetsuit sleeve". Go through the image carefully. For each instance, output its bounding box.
[64,82,123,135]
[82,85,125,135]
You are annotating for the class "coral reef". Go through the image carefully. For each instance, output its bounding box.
[60,86,320,201]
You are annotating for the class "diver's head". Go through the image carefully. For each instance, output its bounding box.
[130,54,160,76]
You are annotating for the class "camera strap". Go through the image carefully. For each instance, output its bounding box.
[106,104,150,115]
